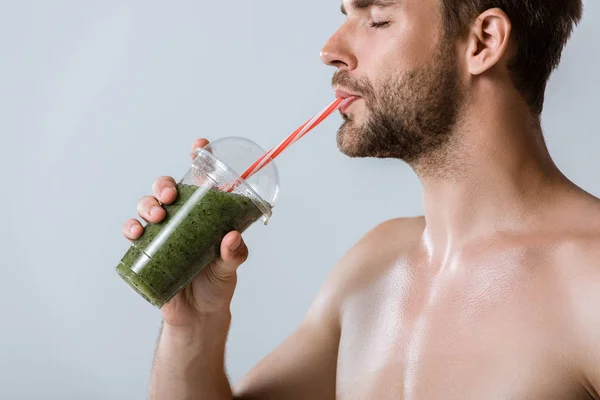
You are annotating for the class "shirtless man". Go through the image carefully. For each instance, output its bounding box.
[122,0,600,398]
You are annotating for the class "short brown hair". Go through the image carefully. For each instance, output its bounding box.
[440,0,583,114]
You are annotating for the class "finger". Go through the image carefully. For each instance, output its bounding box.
[123,219,144,241]
[190,138,210,161]
[152,176,178,205]
[215,231,249,276]
[137,195,166,223]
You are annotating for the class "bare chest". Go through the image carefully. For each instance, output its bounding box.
[335,261,584,399]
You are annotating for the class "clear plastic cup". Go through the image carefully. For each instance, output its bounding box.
[116,137,279,308]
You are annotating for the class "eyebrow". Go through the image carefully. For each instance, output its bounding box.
[340,0,396,15]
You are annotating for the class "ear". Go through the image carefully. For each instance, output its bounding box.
[464,8,512,76]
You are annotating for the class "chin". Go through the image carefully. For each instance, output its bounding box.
[336,122,368,158]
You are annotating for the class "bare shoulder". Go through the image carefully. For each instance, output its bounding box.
[360,216,426,246]
[553,197,600,386]
[554,194,600,270]
[336,216,425,281]
[308,216,425,320]
[340,216,425,272]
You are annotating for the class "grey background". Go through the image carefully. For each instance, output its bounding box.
[1,0,598,398]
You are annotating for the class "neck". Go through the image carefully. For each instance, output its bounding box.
[415,90,569,262]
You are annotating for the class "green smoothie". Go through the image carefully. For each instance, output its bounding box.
[116,183,265,308]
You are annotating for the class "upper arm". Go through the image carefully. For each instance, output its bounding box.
[567,247,600,397]
[579,284,600,398]
[231,217,424,399]
[232,280,341,400]
[579,300,600,398]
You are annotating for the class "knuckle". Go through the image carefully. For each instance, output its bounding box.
[139,195,152,204]
[160,176,176,185]
[153,176,176,192]
[137,197,155,214]
[205,264,229,286]
[145,195,158,204]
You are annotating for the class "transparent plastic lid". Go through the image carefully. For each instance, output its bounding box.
[199,136,280,209]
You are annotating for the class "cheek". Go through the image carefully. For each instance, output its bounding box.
[357,30,439,85]
[355,41,403,85]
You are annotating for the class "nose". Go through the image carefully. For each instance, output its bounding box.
[320,28,358,71]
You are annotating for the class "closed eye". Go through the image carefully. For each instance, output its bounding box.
[369,20,391,28]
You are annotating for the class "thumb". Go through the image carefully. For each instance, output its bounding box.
[212,231,248,280]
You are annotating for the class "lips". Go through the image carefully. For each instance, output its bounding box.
[335,90,362,113]
[339,96,360,113]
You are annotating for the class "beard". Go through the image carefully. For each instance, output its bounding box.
[332,39,464,165]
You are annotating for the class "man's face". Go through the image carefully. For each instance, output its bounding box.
[321,0,464,163]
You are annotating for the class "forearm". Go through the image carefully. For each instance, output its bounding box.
[149,315,233,400]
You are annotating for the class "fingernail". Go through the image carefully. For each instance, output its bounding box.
[229,236,242,251]
[130,225,137,233]
[150,206,162,217]
[161,187,176,200]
